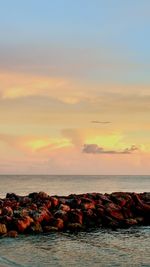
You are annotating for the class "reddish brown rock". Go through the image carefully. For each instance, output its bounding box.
[82,202,95,210]
[7,230,18,238]
[106,208,124,221]
[0,191,149,236]
[50,197,59,208]
[17,216,33,233]
[32,207,53,224]
[3,199,19,209]
[53,218,64,230]
[110,192,133,208]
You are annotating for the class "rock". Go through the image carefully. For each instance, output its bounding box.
[110,192,133,207]
[136,217,145,224]
[122,207,134,219]
[7,230,18,238]
[141,192,150,202]
[59,204,70,212]
[96,207,104,224]
[0,200,3,208]
[69,209,83,225]
[30,203,38,210]
[0,191,149,236]
[96,206,104,216]
[67,223,83,231]
[30,222,43,234]
[43,200,51,209]
[68,198,81,209]
[3,199,18,209]
[28,192,38,199]
[106,208,124,221]
[0,215,12,224]
[33,208,53,223]
[54,210,68,222]
[81,197,93,204]
[37,192,49,200]
[43,226,58,232]
[83,209,97,227]
[2,206,13,217]
[123,218,138,227]
[53,218,64,230]
[58,197,67,205]
[19,197,31,206]
[82,202,95,210]
[102,216,119,228]
[99,194,111,203]
[17,216,33,233]
[0,223,7,235]
[6,193,19,201]
[20,208,29,217]
[50,197,59,208]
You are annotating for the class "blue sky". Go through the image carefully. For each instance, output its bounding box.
[0,0,150,83]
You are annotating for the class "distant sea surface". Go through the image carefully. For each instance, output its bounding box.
[0,175,150,267]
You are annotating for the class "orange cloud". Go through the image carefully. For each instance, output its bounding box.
[0,133,72,155]
[0,71,86,104]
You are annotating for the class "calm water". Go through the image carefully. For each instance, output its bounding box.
[0,175,150,267]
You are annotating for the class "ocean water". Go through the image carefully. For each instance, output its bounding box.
[0,175,150,267]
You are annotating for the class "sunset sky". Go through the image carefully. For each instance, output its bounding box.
[0,1,150,174]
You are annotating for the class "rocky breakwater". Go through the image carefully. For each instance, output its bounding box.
[0,192,150,237]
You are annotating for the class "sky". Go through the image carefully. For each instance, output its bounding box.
[0,0,150,174]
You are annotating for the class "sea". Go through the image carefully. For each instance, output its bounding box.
[0,175,150,267]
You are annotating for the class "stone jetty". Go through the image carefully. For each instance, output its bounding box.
[0,192,149,237]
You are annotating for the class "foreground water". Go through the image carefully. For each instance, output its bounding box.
[0,175,150,267]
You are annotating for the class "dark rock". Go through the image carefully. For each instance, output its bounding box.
[67,223,83,231]
[68,209,83,225]
[6,193,19,201]
[43,226,58,232]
